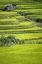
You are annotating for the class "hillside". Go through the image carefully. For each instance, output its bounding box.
[0,0,42,46]
[0,0,42,64]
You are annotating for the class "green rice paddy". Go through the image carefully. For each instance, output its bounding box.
[0,44,42,64]
[0,0,42,64]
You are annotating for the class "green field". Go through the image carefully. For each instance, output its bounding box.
[0,0,42,64]
[0,44,42,64]
[0,0,42,40]
[0,0,42,42]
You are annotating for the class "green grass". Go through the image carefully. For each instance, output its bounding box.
[16,4,42,9]
[0,44,42,64]
[12,33,42,40]
[0,26,42,30]
[0,12,17,14]
[0,0,42,64]
[0,0,19,2]
[0,21,35,26]
[15,9,42,12]
[0,0,34,2]
[27,15,42,19]
[0,33,42,40]
[0,26,42,32]
[0,19,16,21]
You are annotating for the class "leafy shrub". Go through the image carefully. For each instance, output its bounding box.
[18,12,27,16]
[36,41,42,44]
[0,35,16,46]
[36,18,42,23]
[34,0,42,2]
[0,35,7,46]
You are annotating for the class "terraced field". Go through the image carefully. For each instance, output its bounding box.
[0,0,42,43]
[0,0,42,64]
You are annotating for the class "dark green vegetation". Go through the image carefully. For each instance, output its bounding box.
[0,35,42,46]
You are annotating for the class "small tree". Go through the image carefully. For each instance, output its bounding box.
[36,18,42,23]
[34,0,42,2]
[7,36,16,44]
[0,35,7,46]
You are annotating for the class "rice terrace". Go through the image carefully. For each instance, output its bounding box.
[0,0,42,64]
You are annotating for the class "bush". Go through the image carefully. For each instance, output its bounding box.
[34,0,42,2]
[36,18,42,23]
[0,35,7,46]
[36,41,42,44]
[0,35,16,46]
[18,12,27,16]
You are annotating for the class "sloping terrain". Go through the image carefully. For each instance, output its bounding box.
[0,0,42,43]
[0,0,42,64]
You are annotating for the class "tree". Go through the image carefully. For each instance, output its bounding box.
[36,18,42,23]
[0,35,7,46]
[7,36,16,44]
[0,35,16,46]
[34,0,42,2]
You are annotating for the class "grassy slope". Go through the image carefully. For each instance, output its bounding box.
[0,44,42,64]
[0,3,42,40]
[0,0,19,2]
[0,0,42,64]
[0,0,33,2]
